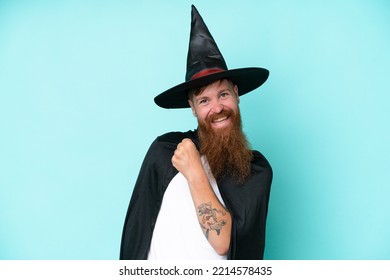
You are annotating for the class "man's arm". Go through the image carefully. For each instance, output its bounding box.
[171,138,231,255]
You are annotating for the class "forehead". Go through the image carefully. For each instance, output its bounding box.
[197,79,234,96]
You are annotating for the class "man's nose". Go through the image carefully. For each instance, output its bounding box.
[211,100,224,113]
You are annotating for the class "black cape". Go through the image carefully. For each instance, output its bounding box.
[120,130,272,260]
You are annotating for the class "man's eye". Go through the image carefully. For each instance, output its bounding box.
[221,92,229,98]
[199,99,207,104]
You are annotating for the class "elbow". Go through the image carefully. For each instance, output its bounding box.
[213,219,231,256]
[214,243,230,256]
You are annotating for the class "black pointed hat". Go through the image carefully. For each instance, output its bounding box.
[154,5,269,109]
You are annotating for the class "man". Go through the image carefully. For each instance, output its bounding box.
[120,5,272,260]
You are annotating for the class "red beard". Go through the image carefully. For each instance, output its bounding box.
[198,107,253,183]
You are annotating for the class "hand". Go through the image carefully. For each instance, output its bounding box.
[171,138,203,180]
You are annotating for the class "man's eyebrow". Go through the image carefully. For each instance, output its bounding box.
[195,94,207,100]
[218,87,233,94]
[195,87,232,99]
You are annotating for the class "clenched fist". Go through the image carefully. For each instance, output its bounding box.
[171,138,203,180]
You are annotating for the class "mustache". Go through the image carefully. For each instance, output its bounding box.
[205,108,233,123]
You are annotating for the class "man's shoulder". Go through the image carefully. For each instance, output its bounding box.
[252,150,270,164]
[155,130,197,144]
[251,149,273,177]
[141,131,195,167]
[147,130,197,154]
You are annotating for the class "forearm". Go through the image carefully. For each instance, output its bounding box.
[187,171,231,255]
[171,138,231,255]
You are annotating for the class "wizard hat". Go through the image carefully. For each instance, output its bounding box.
[154,5,269,109]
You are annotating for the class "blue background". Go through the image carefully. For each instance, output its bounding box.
[1,0,389,259]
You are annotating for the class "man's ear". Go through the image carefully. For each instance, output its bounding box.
[188,98,197,117]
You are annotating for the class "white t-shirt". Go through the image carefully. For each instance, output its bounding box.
[147,156,227,260]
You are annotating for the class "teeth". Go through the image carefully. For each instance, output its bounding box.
[213,117,227,122]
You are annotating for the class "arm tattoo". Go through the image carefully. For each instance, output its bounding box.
[197,202,227,240]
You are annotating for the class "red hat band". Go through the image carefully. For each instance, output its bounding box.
[190,68,225,80]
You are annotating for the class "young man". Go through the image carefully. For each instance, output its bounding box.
[120,5,272,260]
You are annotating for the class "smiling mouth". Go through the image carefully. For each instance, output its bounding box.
[210,115,231,128]
[212,116,229,123]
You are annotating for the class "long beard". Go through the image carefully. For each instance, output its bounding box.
[198,108,253,183]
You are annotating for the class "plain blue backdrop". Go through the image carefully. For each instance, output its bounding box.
[1,0,389,259]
